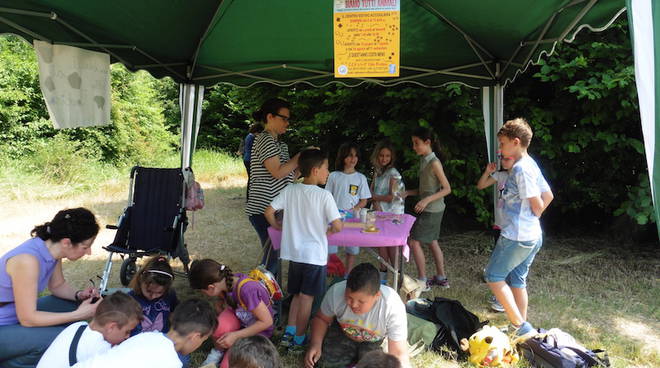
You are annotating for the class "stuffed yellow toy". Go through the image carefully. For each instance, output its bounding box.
[460,325,519,367]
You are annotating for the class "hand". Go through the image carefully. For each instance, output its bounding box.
[414,199,429,213]
[77,286,99,301]
[305,344,322,368]
[76,296,101,319]
[486,162,497,174]
[216,331,239,349]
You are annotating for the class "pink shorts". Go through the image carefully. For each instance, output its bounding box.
[214,308,241,368]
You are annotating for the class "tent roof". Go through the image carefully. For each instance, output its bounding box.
[0,0,625,88]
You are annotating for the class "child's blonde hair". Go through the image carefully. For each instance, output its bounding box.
[94,291,143,327]
[370,141,397,176]
[497,118,533,148]
[129,256,174,297]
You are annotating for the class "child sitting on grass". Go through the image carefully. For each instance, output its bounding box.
[265,149,342,352]
[304,263,410,368]
[71,298,217,368]
[228,335,281,368]
[37,291,142,368]
[189,259,275,368]
[128,256,178,335]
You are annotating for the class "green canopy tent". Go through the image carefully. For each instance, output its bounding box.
[1,0,656,237]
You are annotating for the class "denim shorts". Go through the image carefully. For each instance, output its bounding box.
[484,235,543,288]
[328,245,360,255]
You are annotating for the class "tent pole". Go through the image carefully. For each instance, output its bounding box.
[627,0,660,239]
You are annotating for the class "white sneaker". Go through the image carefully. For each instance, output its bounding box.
[201,348,224,367]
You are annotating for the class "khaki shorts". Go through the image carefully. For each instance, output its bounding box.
[410,210,444,243]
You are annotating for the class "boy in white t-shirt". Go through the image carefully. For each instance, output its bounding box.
[72,298,217,368]
[304,263,410,368]
[325,142,372,275]
[265,149,342,352]
[37,291,142,368]
[485,118,553,341]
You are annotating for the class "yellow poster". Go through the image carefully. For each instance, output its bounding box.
[333,0,400,78]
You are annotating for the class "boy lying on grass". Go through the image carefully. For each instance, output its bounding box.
[304,263,410,368]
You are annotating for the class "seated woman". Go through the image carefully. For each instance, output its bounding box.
[0,207,101,368]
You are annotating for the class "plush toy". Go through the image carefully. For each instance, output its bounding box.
[459,325,519,367]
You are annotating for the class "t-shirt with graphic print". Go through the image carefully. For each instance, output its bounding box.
[325,171,371,210]
[320,281,407,343]
[128,289,178,336]
[228,273,275,337]
[500,155,550,242]
[491,171,509,229]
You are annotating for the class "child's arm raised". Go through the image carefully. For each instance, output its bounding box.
[215,301,273,349]
[476,163,498,190]
[414,160,451,213]
[264,206,281,230]
[305,312,333,368]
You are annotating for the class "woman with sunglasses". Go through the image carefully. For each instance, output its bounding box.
[0,208,101,368]
[245,98,300,277]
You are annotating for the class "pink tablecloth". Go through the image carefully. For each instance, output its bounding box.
[267,213,415,261]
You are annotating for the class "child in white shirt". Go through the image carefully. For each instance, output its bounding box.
[325,142,372,275]
[37,291,142,368]
[71,298,217,368]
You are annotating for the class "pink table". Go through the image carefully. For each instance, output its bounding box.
[268,213,416,290]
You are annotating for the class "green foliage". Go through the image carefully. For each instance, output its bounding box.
[0,35,177,164]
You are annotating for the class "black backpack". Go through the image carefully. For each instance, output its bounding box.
[517,328,610,368]
[407,297,486,360]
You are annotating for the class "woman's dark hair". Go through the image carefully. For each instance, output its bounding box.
[248,124,264,134]
[370,141,397,176]
[412,126,443,158]
[346,263,380,295]
[31,207,99,244]
[334,142,360,172]
[129,256,174,297]
[229,335,282,368]
[251,98,291,124]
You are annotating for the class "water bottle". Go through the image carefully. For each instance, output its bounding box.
[391,174,405,224]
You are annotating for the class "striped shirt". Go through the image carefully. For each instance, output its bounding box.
[245,132,294,215]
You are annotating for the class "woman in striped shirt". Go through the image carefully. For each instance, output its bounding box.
[245,98,300,276]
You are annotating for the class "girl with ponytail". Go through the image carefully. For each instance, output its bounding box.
[189,259,275,368]
[405,127,452,289]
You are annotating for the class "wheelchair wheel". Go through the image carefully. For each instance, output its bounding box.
[120,257,138,286]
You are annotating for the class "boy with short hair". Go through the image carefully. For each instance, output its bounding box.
[304,263,410,368]
[265,149,342,352]
[37,291,142,368]
[228,335,281,368]
[485,118,553,339]
[72,298,217,368]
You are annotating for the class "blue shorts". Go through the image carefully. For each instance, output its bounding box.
[328,245,360,255]
[287,261,327,296]
[484,235,542,288]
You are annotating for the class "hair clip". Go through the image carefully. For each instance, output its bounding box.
[64,214,71,219]
[46,226,51,234]
[219,264,226,271]
[147,270,173,278]
[156,256,167,262]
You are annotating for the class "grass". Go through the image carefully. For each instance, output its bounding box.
[0,151,658,367]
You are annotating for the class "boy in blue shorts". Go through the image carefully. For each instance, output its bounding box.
[265,149,343,352]
[485,118,553,340]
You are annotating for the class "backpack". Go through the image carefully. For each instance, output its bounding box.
[235,266,282,310]
[185,169,204,211]
[517,328,610,368]
[430,297,487,360]
[407,297,487,360]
